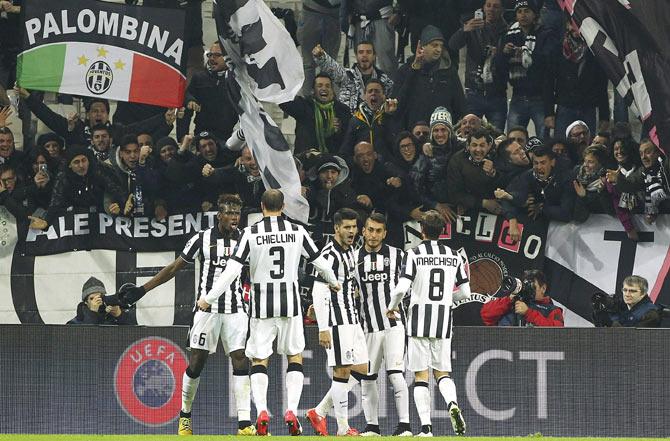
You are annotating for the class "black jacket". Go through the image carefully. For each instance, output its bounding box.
[447,150,502,210]
[68,302,137,325]
[340,104,397,162]
[280,97,351,155]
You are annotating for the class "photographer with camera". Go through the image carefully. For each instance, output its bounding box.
[592,276,662,328]
[67,277,137,325]
[480,269,564,327]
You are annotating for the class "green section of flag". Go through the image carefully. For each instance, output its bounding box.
[16,44,67,92]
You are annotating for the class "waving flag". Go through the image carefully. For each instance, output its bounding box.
[559,0,670,153]
[16,0,187,108]
[214,0,309,224]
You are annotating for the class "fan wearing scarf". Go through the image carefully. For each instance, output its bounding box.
[280,73,352,155]
[572,145,635,232]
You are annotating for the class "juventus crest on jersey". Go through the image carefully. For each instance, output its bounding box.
[231,216,320,319]
[181,227,246,314]
[318,240,360,327]
[400,241,469,339]
[353,244,405,333]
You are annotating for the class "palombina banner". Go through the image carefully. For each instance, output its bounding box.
[559,0,670,153]
[17,0,187,107]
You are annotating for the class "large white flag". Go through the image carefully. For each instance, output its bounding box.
[213,0,308,223]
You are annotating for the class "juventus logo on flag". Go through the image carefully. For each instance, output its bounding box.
[214,0,309,224]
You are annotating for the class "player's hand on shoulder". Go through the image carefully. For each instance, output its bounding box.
[329,282,341,293]
[386,308,400,320]
[197,297,210,311]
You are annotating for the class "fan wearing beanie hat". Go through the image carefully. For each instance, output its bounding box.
[81,276,107,302]
[429,107,453,147]
[68,276,137,325]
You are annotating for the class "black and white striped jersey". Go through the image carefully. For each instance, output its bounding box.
[400,240,469,339]
[230,216,320,319]
[318,240,359,327]
[181,227,246,314]
[353,244,405,333]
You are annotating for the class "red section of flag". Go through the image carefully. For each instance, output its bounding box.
[129,54,186,107]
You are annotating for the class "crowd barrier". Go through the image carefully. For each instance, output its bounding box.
[0,325,667,437]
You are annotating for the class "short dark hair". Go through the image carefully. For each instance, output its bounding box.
[333,208,359,226]
[120,134,139,150]
[0,126,14,138]
[365,212,387,228]
[218,193,243,211]
[507,126,529,138]
[365,78,384,90]
[84,98,110,113]
[313,73,333,88]
[420,210,445,240]
[467,127,493,145]
[356,40,375,54]
[532,144,556,159]
[261,189,284,211]
[0,164,16,176]
[522,269,547,288]
[90,124,111,135]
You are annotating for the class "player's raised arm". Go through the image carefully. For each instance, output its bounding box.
[300,225,340,289]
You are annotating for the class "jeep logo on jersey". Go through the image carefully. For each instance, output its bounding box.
[114,337,188,426]
[211,256,228,268]
[86,61,113,95]
[361,272,388,283]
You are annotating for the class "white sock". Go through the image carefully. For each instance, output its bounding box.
[413,382,431,426]
[285,364,304,413]
[361,378,379,425]
[331,377,350,435]
[181,370,200,413]
[388,372,410,423]
[438,376,458,408]
[315,374,358,417]
[233,372,251,422]
[250,368,269,413]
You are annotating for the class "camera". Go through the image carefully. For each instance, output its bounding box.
[97,294,122,313]
[591,291,619,314]
[501,275,535,304]
[474,9,484,20]
[38,164,47,173]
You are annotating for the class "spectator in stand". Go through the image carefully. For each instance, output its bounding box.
[545,137,576,166]
[573,144,639,240]
[280,73,351,155]
[177,41,238,143]
[593,276,661,328]
[449,0,509,132]
[565,120,592,160]
[495,138,531,188]
[165,131,239,213]
[89,124,115,164]
[340,79,398,161]
[313,41,393,114]
[384,131,422,184]
[68,277,137,326]
[497,0,556,137]
[604,137,642,218]
[411,107,457,223]
[495,144,575,242]
[31,146,127,230]
[609,139,670,225]
[0,164,41,231]
[447,128,503,215]
[305,154,356,241]
[480,269,564,326]
[298,0,342,97]
[454,114,483,146]
[36,132,65,166]
[151,136,188,219]
[17,87,175,147]
[109,134,161,219]
[137,131,154,150]
[507,126,528,149]
[544,23,609,141]
[410,120,430,145]
[26,147,54,211]
[341,0,398,76]
[394,25,465,129]
[592,131,611,151]
[202,145,266,220]
[0,126,28,180]
[350,141,423,246]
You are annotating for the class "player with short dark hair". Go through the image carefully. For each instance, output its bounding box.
[387,210,471,437]
[198,189,339,436]
[119,194,255,436]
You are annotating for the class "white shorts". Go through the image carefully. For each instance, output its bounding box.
[188,311,249,355]
[366,324,406,374]
[407,336,452,373]
[245,315,305,360]
[327,324,369,367]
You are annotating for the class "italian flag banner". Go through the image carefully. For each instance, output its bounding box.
[17,0,187,108]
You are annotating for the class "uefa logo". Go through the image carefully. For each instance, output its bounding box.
[114,337,188,426]
[86,61,113,95]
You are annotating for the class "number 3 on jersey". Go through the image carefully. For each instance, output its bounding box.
[269,246,285,279]
[428,268,445,301]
